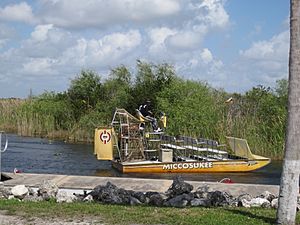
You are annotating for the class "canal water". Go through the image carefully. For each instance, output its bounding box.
[1,134,282,185]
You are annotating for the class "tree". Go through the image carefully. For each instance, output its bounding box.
[156,78,220,137]
[276,0,300,224]
[132,61,176,113]
[101,65,133,114]
[275,79,288,100]
[67,70,102,121]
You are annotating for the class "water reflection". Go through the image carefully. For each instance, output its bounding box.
[2,134,282,185]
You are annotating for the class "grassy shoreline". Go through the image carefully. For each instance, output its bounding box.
[0,199,299,225]
[0,200,300,225]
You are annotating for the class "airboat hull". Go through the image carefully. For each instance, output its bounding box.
[112,158,271,173]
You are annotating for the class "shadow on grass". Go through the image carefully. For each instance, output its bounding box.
[224,208,276,224]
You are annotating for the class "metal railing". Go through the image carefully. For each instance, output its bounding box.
[0,131,8,181]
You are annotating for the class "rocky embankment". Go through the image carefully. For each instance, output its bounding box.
[1,177,299,210]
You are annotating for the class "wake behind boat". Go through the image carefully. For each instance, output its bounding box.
[94,108,270,173]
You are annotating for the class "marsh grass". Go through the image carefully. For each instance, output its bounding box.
[0,98,24,132]
[0,66,288,159]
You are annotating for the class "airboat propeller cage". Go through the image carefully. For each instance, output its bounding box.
[94,127,114,160]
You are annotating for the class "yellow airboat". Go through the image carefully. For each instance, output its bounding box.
[94,108,270,173]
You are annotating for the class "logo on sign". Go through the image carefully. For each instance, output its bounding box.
[100,130,111,144]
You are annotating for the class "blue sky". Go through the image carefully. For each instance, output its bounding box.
[0,0,290,98]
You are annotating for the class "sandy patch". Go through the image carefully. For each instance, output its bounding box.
[0,210,104,225]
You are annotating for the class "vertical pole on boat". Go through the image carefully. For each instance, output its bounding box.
[225,97,234,135]
[0,131,8,181]
[225,97,236,154]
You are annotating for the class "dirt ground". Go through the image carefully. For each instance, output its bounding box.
[0,210,104,225]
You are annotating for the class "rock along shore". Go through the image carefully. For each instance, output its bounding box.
[1,175,299,210]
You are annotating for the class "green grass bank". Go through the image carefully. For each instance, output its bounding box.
[0,199,299,225]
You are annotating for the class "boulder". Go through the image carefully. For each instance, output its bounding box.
[145,191,159,198]
[228,199,239,207]
[249,197,271,208]
[237,194,252,207]
[261,200,271,208]
[166,176,193,198]
[133,191,147,204]
[0,185,11,199]
[144,191,160,205]
[11,185,28,200]
[73,190,90,201]
[194,185,210,199]
[258,191,276,202]
[129,196,142,206]
[238,193,252,202]
[23,195,43,202]
[239,199,251,208]
[90,182,138,205]
[83,195,93,202]
[27,187,37,196]
[56,191,78,203]
[190,198,210,207]
[116,188,135,204]
[90,182,123,204]
[8,195,17,200]
[149,193,168,206]
[208,191,231,207]
[238,197,270,208]
[165,197,188,208]
[38,180,58,200]
[271,198,278,209]
[164,193,194,208]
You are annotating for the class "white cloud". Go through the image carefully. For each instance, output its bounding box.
[0,23,16,49]
[22,58,55,75]
[187,0,229,29]
[31,24,54,42]
[34,0,229,34]
[148,27,177,54]
[0,23,15,39]
[0,39,7,49]
[175,48,225,86]
[0,0,234,97]
[166,31,205,50]
[0,2,36,24]
[163,0,228,51]
[0,26,142,89]
[61,30,142,68]
[38,0,180,29]
[226,30,290,92]
[19,25,74,59]
[0,0,230,97]
[1,0,288,97]
[240,31,289,60]
[200,48,213,64]
[198,0,229,28]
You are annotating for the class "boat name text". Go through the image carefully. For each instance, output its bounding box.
[162,162,213,170]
